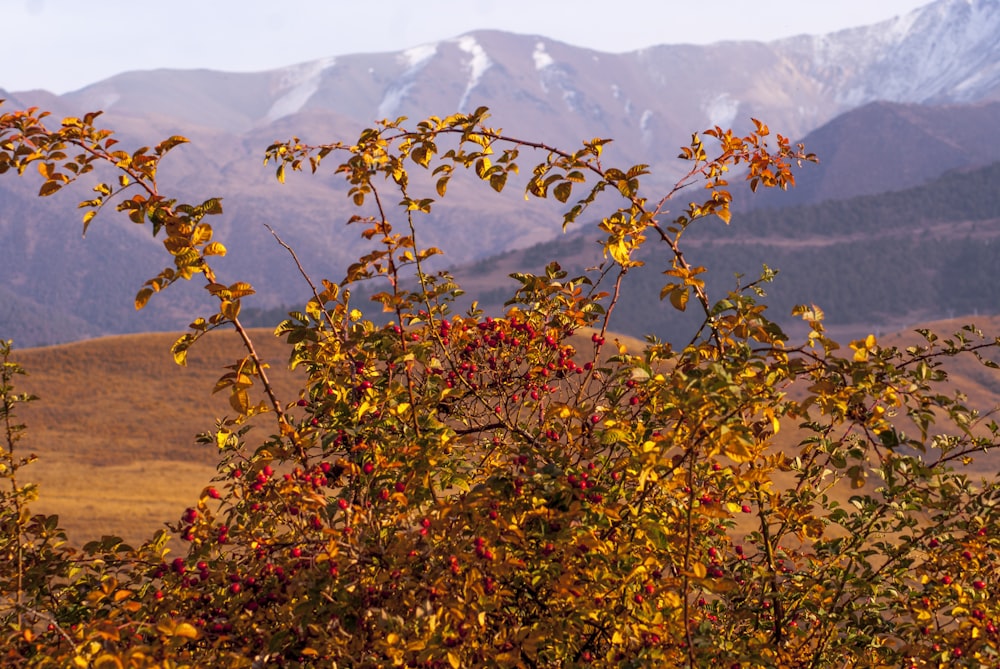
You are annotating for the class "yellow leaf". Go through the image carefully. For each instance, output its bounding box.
[607,238,630,265]
[82,209,97,234]
[229,388,251,414]
[691,562,707,578]
[723,437,754,464]
[135,288,154,311]
[93,656,123,669]
[191,223,213,245]
[661,591,681,608]
[216,428,232,449]
[173,622,199,639]
[447,651,461,669]
[221,299,241,320]
[203,241,227,256]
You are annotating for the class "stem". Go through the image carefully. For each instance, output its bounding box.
[265,224,342,338]
[1,343,25,630]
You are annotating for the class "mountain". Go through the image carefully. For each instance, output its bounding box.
[446,160,1000,345]
[2,0,999,347]
[741,100,1000,209]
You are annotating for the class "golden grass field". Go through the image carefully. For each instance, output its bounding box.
[7,316,1000,547]
[11,328,305,545]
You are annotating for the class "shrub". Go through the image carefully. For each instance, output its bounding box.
[1,104,999,667]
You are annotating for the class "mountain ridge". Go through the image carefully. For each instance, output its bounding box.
[2,0,998,347]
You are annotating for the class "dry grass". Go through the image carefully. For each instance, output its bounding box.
[11,328,304,545]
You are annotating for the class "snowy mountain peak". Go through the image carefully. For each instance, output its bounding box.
[790,0,1000,105]
[533,41,555,70]
[455,35,492,112]
[266,57,336,122]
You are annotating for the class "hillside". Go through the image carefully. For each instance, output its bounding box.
[444,160,1000,345]
[11,329,304,544]
[738,100,1000,210]
[8,314,999,546]
[9,326,646,545]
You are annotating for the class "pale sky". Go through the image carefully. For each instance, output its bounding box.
[3,0,935,94]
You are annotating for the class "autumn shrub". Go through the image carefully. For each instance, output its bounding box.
[1,103,999,668]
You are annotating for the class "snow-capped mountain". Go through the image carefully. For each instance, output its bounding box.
[42,0,998,143]
[780,0,1000,106]
[2,0,999,347]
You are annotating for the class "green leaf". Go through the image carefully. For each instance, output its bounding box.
[489,171,507,193]
[553,181,572,203]
[38,180,62,197]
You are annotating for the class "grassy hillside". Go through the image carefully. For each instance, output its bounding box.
[9,326,647,545]
[7,317,998,546]
[11,328,305,545]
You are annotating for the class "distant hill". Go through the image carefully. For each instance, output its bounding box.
[444,160,1000,344]
[11,329,303,544]
[740,100,1000,210]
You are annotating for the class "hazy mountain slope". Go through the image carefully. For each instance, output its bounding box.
[2,0,998,347]
[44,0,1000,153]
[445,160,1000,344]
[742,100,1000,209]
[777,0,1000,106]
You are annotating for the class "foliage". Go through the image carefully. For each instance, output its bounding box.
[1,101,1000,668]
